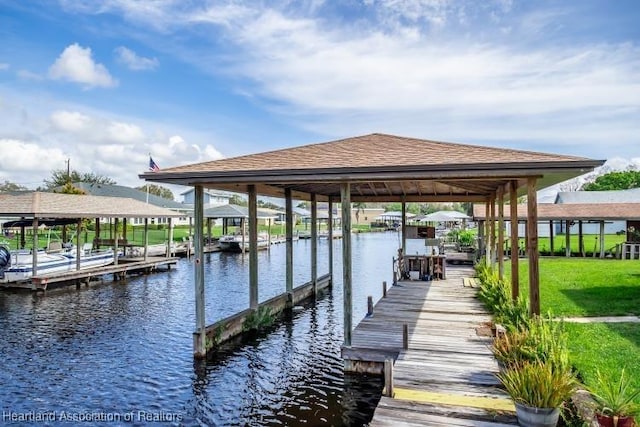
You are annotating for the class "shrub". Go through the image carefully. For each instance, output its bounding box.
[498,359,577,408]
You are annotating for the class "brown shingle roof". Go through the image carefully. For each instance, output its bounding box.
[473,203,640,221]
[140,133,604,202]
[158,133,589,174]
[0,192,183,218]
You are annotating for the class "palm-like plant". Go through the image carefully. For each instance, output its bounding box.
[589,368,640,418]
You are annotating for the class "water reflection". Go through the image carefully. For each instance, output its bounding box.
[0,233,399,425]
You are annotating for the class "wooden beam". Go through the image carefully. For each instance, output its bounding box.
[341,183,352,347]
[248,184,258,309]
[527,177,540,316]
[194,185,206,358]
[285,188,293,296]
[368,182,379,196]
[549,220,554,255]
[510,180,519,301]
[350,194,489,203]
[413,181,423,196]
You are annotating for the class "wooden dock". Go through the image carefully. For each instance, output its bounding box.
[26,257,178,290]
[343,265,517,426]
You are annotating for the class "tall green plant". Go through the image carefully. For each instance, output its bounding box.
[588,368,640,417]
[498,360,577,409]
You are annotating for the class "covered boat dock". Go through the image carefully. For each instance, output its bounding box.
[0,192,184,289]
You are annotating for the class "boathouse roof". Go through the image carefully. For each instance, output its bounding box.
[473,203,640,221]
[68,182,187,210]
[140,133,603,202]
[200,204,277,219]
[0,192,184,218]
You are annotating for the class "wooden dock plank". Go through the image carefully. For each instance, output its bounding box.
[346,264,517,426]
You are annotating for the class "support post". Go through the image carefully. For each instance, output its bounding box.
[311,193,318,294]
[206,217,212,252]
[510,181,519,301]
[578,220,584,257]
[599,221,605,258]
[384,358,394,397]
[341,183,352,347]
[113,218,119,266]
[167,218,173,257]
[76,219,82,271]
[497,188,504,279]
[31,218,38,278]
[383,281,387,297]
[565,220,571,257]
[485,202,491,265]
[143,218,149,261]
[549,220,554,255]
[328,197,334,286]
[248,184,258,309]
[285,188,294,300]
[527,177,540,316]
[401,198,407,253]
[367,296,373,316]
[194,185,206,358]
[489,196,496,266]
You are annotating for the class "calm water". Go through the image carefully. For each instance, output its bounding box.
[0,232,424,426]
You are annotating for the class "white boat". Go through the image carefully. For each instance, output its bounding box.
[218,233,270,253]
[0,243,116,284]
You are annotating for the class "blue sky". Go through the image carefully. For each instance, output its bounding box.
[1,0,639,194]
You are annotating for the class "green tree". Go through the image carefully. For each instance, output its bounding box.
[229,194,247,206]
[0,180,28,192]
[54,182,86,195]
[582,171,640,191]
[135,184,174,200]
[42,169,116,189]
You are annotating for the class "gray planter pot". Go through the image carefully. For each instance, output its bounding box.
[515,402,560,427]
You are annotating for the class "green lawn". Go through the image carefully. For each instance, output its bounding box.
[564,322,640,405]
[505,258,640,407]
[511,258,640,317]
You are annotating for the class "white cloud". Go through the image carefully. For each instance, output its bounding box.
[17,70,43,81]
[108,121,145,144]
[0,138,67,173]
[114,46,159,71]
[48,43,118,89]
[0,63,9,71]
[50,110,91,132]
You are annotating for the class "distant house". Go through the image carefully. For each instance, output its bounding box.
[554,188,640,234]
[180,188,233,206]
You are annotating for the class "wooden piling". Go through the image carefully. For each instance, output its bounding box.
[383,281,387,297]
[341,183,352,347]
[384,358,394,397]
[367,296,373,316]
[248,184,258,309]
[402,323,408,350]
[527,177,540,316]
[194,185,206,358]
[311,193,317,294]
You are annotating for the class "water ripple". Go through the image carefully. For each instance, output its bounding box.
[0,234,400,425]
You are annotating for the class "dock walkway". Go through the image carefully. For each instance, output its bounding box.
[346,265,517,426]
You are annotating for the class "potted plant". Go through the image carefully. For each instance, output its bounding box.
[497,360,577,427]
[588,368,639,427]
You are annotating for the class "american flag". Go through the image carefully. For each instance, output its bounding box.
[149,156,160,172]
